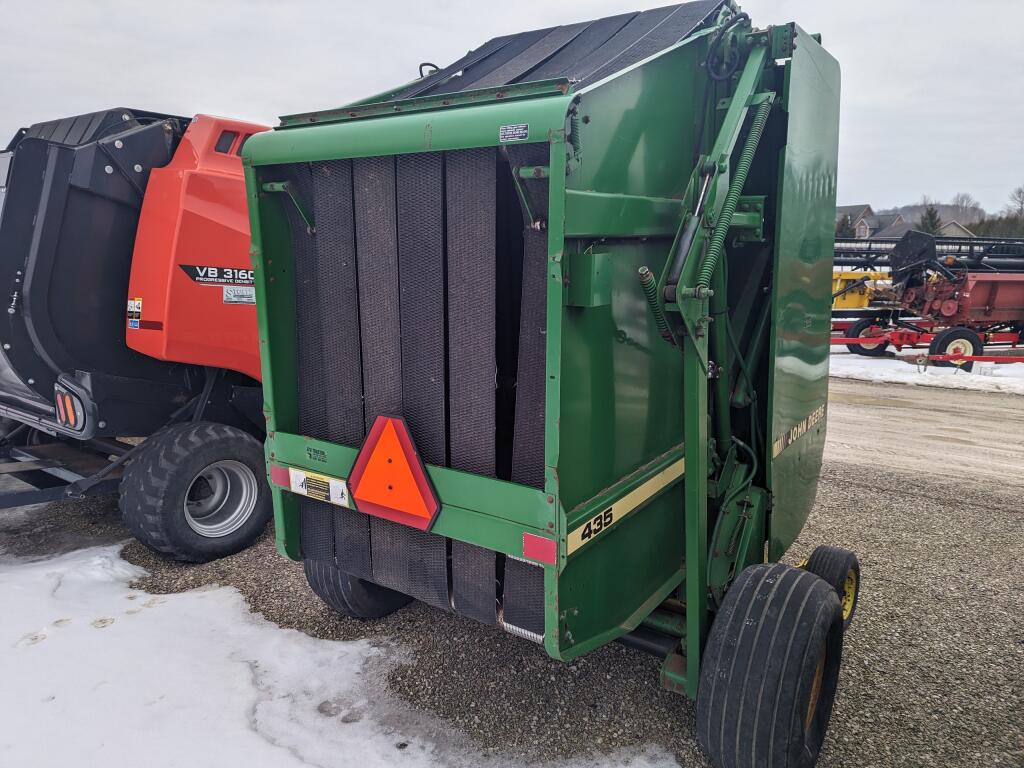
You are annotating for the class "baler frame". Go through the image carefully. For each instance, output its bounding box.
[246,5,838,703]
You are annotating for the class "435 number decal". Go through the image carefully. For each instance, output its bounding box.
[580,508,613,543]
[567,507,617,554]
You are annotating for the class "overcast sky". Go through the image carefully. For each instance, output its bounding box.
[2,0,1021,213]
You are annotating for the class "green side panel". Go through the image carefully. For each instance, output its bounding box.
[766,27,840,559]
[550,36,713,657]
[557,240,684,511]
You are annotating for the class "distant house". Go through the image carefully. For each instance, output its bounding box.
[836,204,907,238]
[835,204,975,239]
[938,221,975,238]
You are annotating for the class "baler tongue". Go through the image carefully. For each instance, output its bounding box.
[348,416,440,531]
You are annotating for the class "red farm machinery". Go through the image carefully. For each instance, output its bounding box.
[0,109,274,561]
[832,231,1024,370]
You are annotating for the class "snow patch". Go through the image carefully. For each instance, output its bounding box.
[829,349,1024,395]
[0,546,680,767]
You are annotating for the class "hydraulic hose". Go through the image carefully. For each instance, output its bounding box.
[695,98,773,291]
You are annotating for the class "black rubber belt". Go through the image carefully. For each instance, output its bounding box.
[310,160,365,446]
[396,153,447,467]
[299,497,335,562]
[431,27,552,95]
[398,36,513,99]
[334,505,372,580]
[445,148,497,477]
[503,557,545,640]
[353,156,403,433]
[508,144,550,490]
[527,12,637,81]
[280,163,331,443]
[468,21,591,90]
[370,517,450,611]
[451,540,498,625]
[582,1,723,85]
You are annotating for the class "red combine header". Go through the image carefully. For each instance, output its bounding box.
[833,231,1024,368]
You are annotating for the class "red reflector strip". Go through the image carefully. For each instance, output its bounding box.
[55,393,66,423]
[522,533,557,565]
[64,394,76,428]
[269,464,290,488]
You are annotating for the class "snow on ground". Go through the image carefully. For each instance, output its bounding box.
[0,545,676,768]
[828,348,1024,395]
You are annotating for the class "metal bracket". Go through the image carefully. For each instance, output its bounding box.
[729,195,766,243]
[262,181,315,233]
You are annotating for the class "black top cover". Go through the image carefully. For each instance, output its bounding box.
[395,1,724,100]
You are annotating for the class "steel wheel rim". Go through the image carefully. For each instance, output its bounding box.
[857,327,884,349]
[184,460,258,538]
[944,339,973,358]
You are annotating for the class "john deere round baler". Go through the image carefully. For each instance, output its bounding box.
[245,3,856,764]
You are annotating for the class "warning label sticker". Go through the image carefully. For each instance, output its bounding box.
[126,297,142,330]
[499,123,529,143]
[223,285,256,305]
[288,467,351,508]
[180,265,255,286]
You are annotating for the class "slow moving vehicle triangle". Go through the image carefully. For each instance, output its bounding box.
[349,416,439,530]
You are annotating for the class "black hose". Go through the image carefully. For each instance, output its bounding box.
[706,12,750,81]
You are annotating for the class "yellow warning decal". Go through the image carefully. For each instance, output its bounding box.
[288,467,351,508]
[566,458,685,555]
[772,404,826,458]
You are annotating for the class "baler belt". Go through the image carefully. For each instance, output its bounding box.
[469,21,591,90]
[278,163,335,444]
[396,153,447,468]
[451,540,498,625]
[527,13,636,81]
[502,557,545,642]
[299,497,335,562]
[352,156,403,434]
[446,148,497,477]
[431,28,552,95]
[508,144,550,490]
[370,516,450,611]
[566,3,707,84]
[309,160,365,447]
[334,505,373,580]
[392,1,723,99]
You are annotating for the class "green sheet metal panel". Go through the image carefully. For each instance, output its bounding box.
[766,27,840,559]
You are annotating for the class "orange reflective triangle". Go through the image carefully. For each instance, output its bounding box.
[349,417,439,530]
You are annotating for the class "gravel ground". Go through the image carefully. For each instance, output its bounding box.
[4,378,1023,766]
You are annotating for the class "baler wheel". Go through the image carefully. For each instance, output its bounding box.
[697,563,843,768]
[303,559,411,619]
[804,545,861,630]
[843,318,889,356]
[119,422,272,562]
[928,326,982,372]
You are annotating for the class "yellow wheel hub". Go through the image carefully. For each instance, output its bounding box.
[841,568,858,620]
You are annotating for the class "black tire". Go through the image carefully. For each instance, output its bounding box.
[697,563,844,768]
[843,318,889,356]
[804,545,860,630]
[304,559,411,619]
[119,422,271,562]
[928,326,982,372]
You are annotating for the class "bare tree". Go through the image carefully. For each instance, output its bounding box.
[950,192,981,223]
[1007,186,1024,219]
